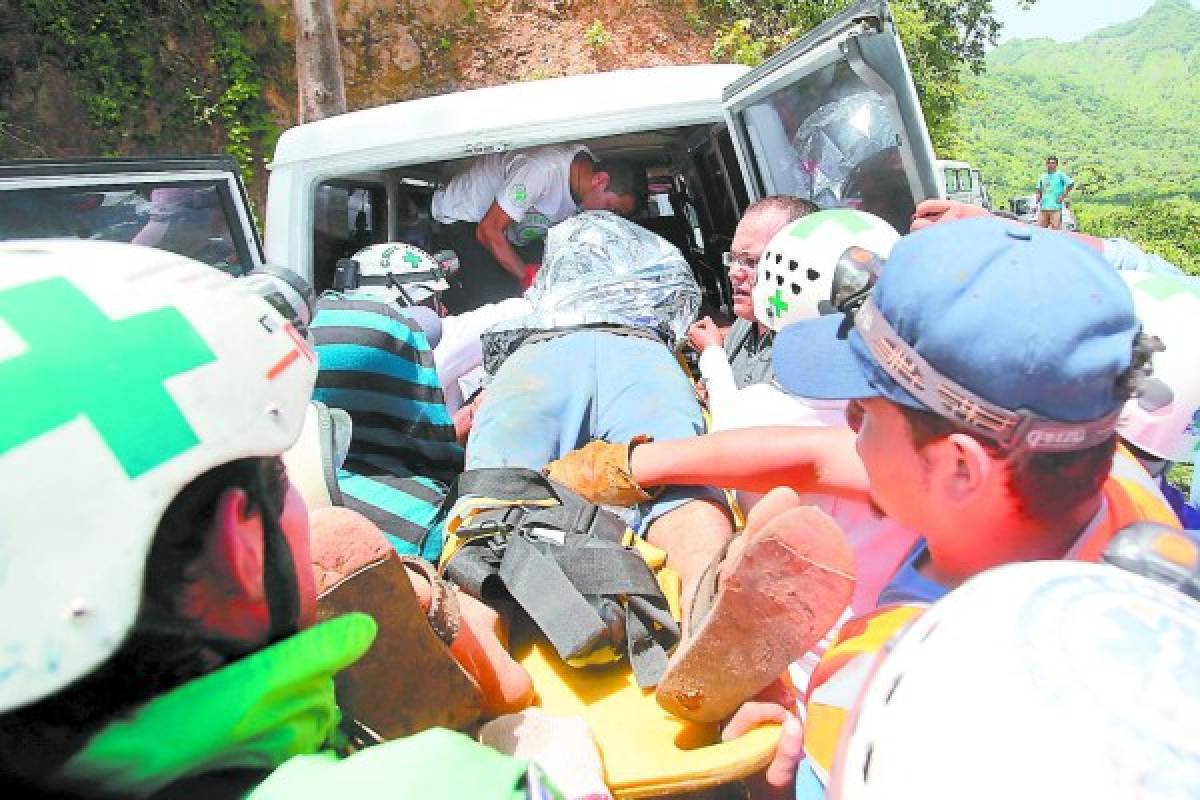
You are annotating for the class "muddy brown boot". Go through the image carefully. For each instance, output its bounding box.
[318,552,485,739]
[655,506,855,723]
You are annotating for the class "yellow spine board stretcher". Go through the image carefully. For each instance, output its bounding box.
[444,501,779,797]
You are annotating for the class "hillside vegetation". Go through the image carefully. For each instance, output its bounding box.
[955,0,1200,276]
[958,0,1200,204]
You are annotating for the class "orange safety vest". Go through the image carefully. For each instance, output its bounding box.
[1069,446,1181,562]
[800,448,1180,793]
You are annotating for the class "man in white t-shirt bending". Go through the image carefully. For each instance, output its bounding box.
[432,145,646,312]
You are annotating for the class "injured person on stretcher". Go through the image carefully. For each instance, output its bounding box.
[460,211,855,725]
[266,215,865,796]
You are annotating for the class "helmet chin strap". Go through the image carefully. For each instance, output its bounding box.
[253,463,302,643]
[262,512,301,642]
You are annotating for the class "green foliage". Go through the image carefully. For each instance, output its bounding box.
[584,19,611,50]
[462,0,479,27]
[959,0,1200,205]
[19,0,159,153]
[685,10,711,34]
[1074,199,1200,277]
[202,0,280,187]
[711,18,770,65]
[15,0,280,189]
[698,0,1017,151]
[1169,462,1193,497]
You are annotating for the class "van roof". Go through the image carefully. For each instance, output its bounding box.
[270,65,749,170]
[935,159,972,170]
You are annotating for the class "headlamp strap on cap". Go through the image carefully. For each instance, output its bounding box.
[854,297,1120,454]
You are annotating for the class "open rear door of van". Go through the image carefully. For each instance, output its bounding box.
[721,0,939,234]
[0,156,265,275]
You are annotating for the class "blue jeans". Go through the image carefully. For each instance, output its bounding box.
[466,330,721,532]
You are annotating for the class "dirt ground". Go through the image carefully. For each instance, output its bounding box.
[448,0,716,89]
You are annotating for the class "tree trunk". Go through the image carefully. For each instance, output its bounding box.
[294,0,347,123]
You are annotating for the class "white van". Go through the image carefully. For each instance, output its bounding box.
[266,0,939,306]
[0,0,940,312]
[936,159,991,210]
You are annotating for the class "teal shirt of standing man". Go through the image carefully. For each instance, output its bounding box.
[1036,157,1074,211]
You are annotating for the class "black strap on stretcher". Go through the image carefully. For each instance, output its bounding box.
[438,468,679,688]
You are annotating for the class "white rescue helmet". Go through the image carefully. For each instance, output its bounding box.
[0,240,316,713]
[1117,272,1200,463]
[352,242,450,307]
[752,209,899,332]
[831,561,1200,800]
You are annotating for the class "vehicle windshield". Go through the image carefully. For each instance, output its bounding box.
[0,180,247,274]
[735,59,915,233]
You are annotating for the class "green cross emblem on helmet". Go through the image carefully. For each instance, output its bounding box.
[402,250,422,269]
[769,288,790,317]
[789,209,873,239]
[1136,274,1200,302]
[0,277,216,478]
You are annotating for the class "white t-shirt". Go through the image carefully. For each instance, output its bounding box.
[434,297,533,412]
[432,145,591,225]
[698,345,846,430]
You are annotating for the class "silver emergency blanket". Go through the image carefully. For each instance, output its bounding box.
[481,212,701,373]
[790,92,894,208]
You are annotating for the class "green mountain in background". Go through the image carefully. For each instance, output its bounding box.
[958,0,1200,205]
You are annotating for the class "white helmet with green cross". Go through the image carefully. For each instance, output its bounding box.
[752,208,899,332]
[0,239,316,713]
[352,242,450,307]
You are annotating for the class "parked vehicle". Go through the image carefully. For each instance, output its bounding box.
[1011,194,1077,231]
[0,156,262,274]
[0,1,940,315]
[265,0,939,312]
[936,159,991,210]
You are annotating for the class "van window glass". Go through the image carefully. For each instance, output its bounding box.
[313,182,387,291]
[691,135,740,236]
[944,168,958,193]
[735,59,914,232]
[717,127,750,215]
[959,169,974,191]
[0,181,248,273]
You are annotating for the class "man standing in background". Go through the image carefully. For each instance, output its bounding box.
[1035,155,1074,229]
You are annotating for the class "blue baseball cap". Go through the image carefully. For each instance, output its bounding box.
[773,217,1139,434]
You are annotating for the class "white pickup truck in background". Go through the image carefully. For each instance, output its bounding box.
[935,158,991,210]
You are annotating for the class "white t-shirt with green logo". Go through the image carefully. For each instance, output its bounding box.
[432,144,591,225]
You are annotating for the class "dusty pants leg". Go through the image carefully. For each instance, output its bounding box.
[465,332,597,471]
[591,332,733,621]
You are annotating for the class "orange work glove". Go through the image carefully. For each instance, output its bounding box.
[544,435,655,506]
